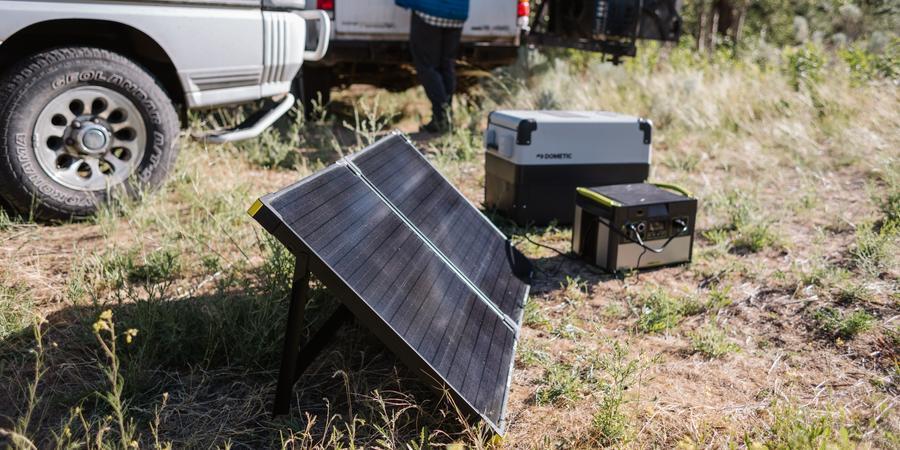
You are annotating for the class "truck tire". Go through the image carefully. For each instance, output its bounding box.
[0,47,180,221]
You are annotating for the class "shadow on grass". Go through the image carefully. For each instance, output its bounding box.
[0,275,473,448]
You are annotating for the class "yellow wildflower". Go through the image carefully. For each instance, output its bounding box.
[125,328,139,344]
[92,321,109,333]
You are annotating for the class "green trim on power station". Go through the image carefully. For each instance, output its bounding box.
[652,182,692,198]
[576,187,622,208]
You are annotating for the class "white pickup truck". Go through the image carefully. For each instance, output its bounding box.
[0,0,331,221]
[299,0,682,106]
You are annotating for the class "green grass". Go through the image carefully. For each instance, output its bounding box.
[561,276,588,305]
[635,288,704,334]
[785,43,827,91]
[798,261,850,289]
[128,248,182,286]
[516,340,551,368]
[791,258,879,306]
[216,102,307,170]
[78,246,183,304]
[878,178,900,226]
[730,223,779,253]
[550,312,584,340]
[534,361,584,406]
[832,281,874,305]
[0,283,34,342]
[705,285,734,312]
[0,207,13,231]
[689,323,740,358]
[754,403,857,450]
[850,221,898,278]
[660,151,701,173]
[703,190,781,254]
[811,307,875,340]
[523,298,550,330]
[1,229,474,448]
[633,286,735,335]
[534,340,654,448]
[585,341,653,447]
[636,291,685,333]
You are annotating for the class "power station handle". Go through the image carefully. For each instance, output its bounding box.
[576,187,622,207]
[652,182,692,198]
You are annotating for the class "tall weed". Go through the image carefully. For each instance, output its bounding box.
[784,43,827,90]
[850,221,898,277]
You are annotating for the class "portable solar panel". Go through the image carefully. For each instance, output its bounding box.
[249,133,531,434]
[348,135,530,323]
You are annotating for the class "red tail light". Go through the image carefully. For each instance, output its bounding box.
[317,0,334,10]
[517,0,530,17]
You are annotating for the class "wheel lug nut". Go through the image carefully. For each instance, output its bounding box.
[72,121,81,129]
[65,138,75,146]
[91,118,100,124]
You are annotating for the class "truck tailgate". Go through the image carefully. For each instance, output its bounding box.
[333,0,517,42]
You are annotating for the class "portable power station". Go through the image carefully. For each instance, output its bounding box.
[484,110,653,226]
[572,183,697,272]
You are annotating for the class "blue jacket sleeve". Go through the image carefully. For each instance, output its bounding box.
[394,0,469,21]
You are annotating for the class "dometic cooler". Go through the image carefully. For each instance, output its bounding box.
[484,110,652,226]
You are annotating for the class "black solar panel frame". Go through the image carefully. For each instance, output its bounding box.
[250,141,531,434]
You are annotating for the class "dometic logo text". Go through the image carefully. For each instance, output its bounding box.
[536,153,573,160]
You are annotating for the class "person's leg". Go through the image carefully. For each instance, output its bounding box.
[409,13,448,123]
[436,26,462,124]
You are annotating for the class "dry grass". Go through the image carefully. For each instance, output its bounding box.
[1,41,898,448]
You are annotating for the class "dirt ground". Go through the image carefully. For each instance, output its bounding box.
[1,50,898,449]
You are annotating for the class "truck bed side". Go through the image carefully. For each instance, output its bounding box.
[331,0,518,44]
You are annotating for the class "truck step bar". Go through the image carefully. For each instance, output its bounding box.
[196,93,295,144]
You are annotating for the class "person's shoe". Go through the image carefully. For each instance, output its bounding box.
[422,120,450,134]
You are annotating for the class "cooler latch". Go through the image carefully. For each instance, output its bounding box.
[638,118,652,144]
[516,119,538,145]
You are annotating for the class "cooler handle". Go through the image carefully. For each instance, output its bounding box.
[485,128,498,150]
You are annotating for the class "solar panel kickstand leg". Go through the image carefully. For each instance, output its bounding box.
[273,253,352,417]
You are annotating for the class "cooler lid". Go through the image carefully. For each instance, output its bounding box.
[489,110,638,130]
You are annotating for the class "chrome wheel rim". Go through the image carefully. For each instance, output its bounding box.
[33,86,146,192]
